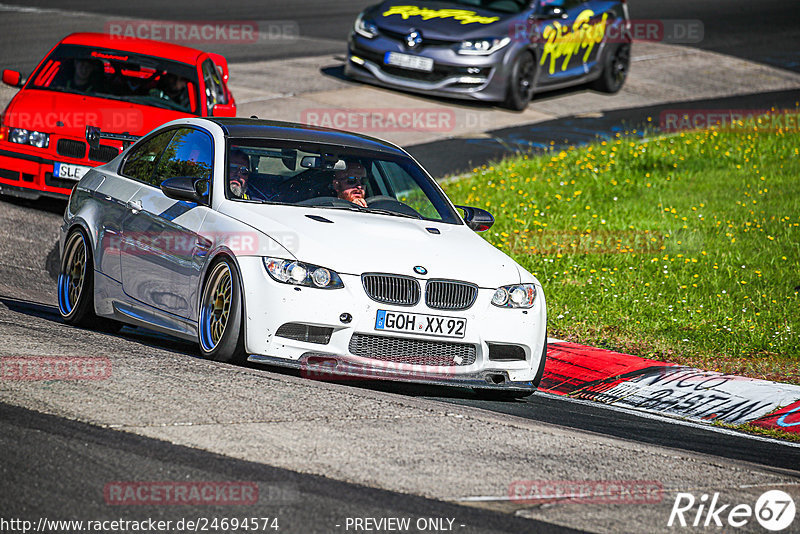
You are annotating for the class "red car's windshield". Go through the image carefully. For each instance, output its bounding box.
[28,44,200,114]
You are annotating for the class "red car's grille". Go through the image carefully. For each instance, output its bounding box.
[56,139,86,159]
[89,145,119,163]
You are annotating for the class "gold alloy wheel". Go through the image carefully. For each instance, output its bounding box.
[202,262,233,349]
[62,233,87,314]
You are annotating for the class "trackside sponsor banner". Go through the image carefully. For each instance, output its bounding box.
[750,400,800,434]
[104,481,259,505]
[540,342,674,394]
[570,367,800,425]
[1,357,111,381]
[509,480,663,504]
[541,342,800,428]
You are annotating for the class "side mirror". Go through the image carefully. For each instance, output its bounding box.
[161,176,208,205]
[2,69,24,88]
[211,103,236,117]
[456,205,494,232]
[537,6,568,19]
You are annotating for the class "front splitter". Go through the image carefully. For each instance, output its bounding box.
[247,353,536,392]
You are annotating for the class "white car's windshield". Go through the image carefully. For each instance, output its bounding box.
[227,141,461,224]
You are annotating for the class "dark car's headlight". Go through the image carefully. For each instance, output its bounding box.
[263,258,344,289]
[9,127,50,148]
[354,13,378,39]
[492,283,537,308]
[457,37,510,55]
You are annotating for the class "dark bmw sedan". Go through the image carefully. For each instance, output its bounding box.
[345,0,631,110]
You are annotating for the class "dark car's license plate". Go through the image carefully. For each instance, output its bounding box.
[375,310,466,338]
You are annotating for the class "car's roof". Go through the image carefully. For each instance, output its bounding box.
[60,32,204,65]
[209,118,408,156]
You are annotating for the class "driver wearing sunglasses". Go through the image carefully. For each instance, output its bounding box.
[332,161,368,207]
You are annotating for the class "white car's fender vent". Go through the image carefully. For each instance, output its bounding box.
[349,333,477,367]
[425,280,478,311]
[362,274,421,306]
[275,323,333,345]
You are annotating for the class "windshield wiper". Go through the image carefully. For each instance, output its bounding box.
[313,205,421,220]
[366,208,421,220]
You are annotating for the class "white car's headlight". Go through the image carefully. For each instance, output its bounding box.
[354,13,378,39]
[492,283,537,308]
[457,37,510,55]
[9,127,49,148]
[263,258,344,289]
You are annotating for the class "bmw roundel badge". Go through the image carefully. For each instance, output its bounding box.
[414,266,427,275]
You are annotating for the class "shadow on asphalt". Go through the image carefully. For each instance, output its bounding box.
[0,195,67,215]
[320,63,604,113]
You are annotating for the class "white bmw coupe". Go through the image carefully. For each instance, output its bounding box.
[58,118,546,398]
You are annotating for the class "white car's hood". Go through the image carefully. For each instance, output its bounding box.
[221,204,522,288]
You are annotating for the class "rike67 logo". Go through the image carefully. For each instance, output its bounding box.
[668,490,796,531]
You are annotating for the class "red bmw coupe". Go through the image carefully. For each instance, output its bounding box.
[0,33,236,199]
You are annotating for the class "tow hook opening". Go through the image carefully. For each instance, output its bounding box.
[485,373,506,385]
[306,356,338,369]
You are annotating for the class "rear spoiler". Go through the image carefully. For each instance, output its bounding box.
[85,125,140,150]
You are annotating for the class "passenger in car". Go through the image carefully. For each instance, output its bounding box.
[331,161,368,207]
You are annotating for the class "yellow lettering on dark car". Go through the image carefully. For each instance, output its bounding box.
[382,5,500,25]
[540,10,608,74]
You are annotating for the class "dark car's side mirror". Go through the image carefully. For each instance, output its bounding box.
[211,103,236,117]
[2,69,24,88]
[161,177,209,205]
[456,205,495,232]
[536,5,569,19]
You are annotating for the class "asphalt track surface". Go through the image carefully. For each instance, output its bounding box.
[2,0,799,72]
[1,402,577,534]
[2,1,800,532]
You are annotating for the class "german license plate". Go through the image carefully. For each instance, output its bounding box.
[384,52,434,72]
[375,310,466,339]
[54,162,91,181]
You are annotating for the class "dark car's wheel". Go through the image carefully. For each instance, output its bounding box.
[58,229,121,332]
[198,256,247,363]
[592,42,630,93]
[504,51,537,111]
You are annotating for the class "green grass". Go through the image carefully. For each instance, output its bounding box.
[443,114,800,384]
[712,421,800,443]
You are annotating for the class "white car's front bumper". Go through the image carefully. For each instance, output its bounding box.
[237,257,547,391]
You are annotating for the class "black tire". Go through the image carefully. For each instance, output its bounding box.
[591,42,630,93]
[57,229,122,332]
[503,51,537,111]
[532,333,548,389]
[198,256,247,363]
